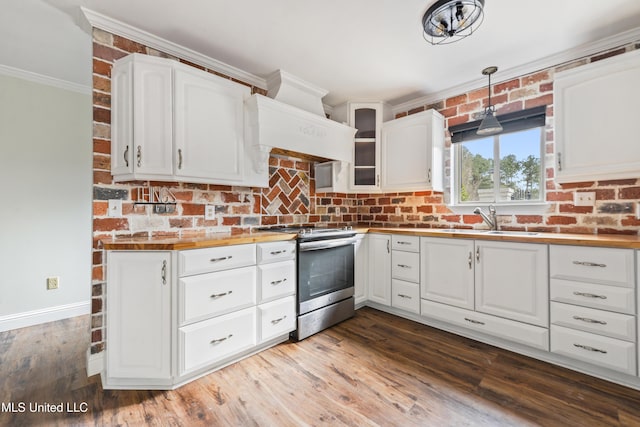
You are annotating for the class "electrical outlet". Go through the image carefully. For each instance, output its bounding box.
[574,191,596,207]
[108,199,122,217]
[205,205,216,220]
[47,276,59,290]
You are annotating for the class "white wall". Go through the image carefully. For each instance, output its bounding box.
[0,72,92,330]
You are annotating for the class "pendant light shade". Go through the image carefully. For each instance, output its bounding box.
[422,0,485,45]
[477,66,503,136]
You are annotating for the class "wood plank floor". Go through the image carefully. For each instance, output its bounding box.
[2,307,640,426]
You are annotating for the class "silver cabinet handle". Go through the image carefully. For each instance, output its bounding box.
[573,343,607,354]
[464,317,485,325]
[178,148,183,169]
[573,315,607,325]
[271,315,287,325]
[476,246,480,263]
[572,261,607,268]
[210,334,232,345]
[161,260,167,285]
[210,291,232,299]
[428,167,431,183]
[270,278,287,286]
[468,251,472,269]
[270,250,286,255]
[376,174,380,186]
[397,264,411,269]
[136,145,142,167]
[573,291,607,299]
[398,294,412,299]
[386,240,390,254]
[210,256,232,263]
[557,152,562,171]
[123,145,129,167]
[396,241,411,245]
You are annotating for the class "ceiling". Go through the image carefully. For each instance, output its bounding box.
[4,0,640,106]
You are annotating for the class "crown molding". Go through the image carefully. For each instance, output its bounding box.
[391,26,640,115]
[81,7,267,89]
[0,64,91,94]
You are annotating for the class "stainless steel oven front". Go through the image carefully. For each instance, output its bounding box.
[291,234,356,340]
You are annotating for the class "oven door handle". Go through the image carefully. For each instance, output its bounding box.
[298,237,357,252]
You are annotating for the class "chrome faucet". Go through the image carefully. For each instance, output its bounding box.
[473,205,498,230]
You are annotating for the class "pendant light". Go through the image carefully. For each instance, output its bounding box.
[422,0,485,45]
[477,66,503,136]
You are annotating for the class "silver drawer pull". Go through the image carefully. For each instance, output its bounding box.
[573,291,607,299]
[270,250,286,255]
[397,264,411,269]
[573,343,607,354]
[210,291,232,299]
[464,317,485,325]
[398,294,412,299]
[573,316,607,325]
[210,256,232,263]
[270,278,287,286]
[210,334,233,345]
[396,241,411,245]
[271,316,287,325]
[572,261,607,268]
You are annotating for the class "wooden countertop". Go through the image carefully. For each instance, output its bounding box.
[101,227,640,251]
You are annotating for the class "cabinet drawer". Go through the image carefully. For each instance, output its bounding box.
[550,325,637,375]
[549,245,634,287]
[392,280,420,314]
[179,266,256,325]
[392,235,420,252]
[550,279,635,314]
[257,241,296,264]
[392,250,420,283]
[258,295,296,343]
[258,260,296,303]
[550,302,636,342]
[179,244,256,276]
[179,307,256,374]
[421,299,549,351]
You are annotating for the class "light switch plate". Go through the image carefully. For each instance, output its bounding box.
[205,205,216,220]
[574,191,595,207]
[108,199,122,217]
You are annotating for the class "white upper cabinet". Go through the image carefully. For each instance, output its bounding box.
[111,54,267,187]
[381,110,444,191]
[554,49,640,183]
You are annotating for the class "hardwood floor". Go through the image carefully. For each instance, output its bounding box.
[2,307,640,426]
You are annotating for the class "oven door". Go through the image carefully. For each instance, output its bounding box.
[297,237,355,314]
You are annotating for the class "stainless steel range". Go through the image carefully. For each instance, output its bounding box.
[266,226,357,340]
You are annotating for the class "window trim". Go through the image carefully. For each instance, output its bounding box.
[448,106,547,209]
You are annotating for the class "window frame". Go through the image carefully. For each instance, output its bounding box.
[448,106,548,210]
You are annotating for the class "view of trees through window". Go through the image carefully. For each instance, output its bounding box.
[458,127,543,203]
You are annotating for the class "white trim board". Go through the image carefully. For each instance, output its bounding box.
[86,348,104,378]
[81,7,267,90]
[0,64,91,95]
[0,301,91,332]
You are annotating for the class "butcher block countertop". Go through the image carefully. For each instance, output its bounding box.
[101,227,640,250]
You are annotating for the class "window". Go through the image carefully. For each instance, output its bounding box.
[450,106,546,205]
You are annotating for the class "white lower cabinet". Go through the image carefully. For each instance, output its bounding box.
[104,240,296,390]
[368,234,391,306]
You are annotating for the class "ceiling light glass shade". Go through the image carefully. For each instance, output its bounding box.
[422,0,485,45]
[477,108,503,136]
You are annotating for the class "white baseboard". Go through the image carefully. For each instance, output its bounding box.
[0,301,91,332]
[86,348,104,377]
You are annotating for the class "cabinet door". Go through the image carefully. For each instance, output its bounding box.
[106,251,171,380]
[381,110,444,191]
[368,234,391,306]
[420,237,475,310]
[174,66,249,182]
[555,49,640,183]
[112,55,173,178]
[354,234,368,306]
[475,241,548,327]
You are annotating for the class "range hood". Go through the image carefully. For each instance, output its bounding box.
[245,70,355,172]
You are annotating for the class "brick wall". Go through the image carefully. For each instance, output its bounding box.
[358,41,640,235]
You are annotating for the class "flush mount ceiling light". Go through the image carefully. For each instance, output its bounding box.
[422,0,485,45]
[477,66,503,136]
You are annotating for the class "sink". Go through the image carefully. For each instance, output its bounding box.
[432,229,489,234]
[486,230,539,236]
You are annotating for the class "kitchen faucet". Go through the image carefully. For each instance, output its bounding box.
[473,205,498,230]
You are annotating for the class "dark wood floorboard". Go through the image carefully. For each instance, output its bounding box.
[2,307,640,426]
